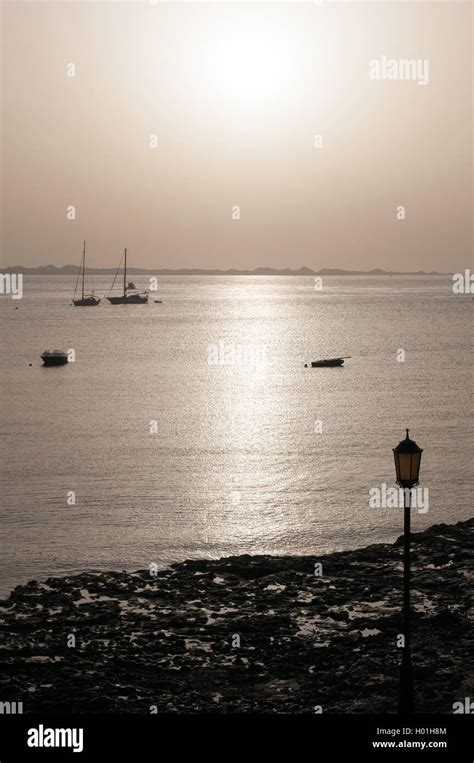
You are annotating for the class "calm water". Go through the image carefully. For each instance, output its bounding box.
[0,275,472,596]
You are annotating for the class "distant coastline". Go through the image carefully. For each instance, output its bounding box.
[2,265,447,276]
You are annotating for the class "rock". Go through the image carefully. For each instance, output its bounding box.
[0,518,471,713]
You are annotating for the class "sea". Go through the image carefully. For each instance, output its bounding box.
[0,275,472,596]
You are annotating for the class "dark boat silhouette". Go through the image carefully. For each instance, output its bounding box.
[107,249,148,304]
[72,241,100,306]
[41,350,69,366]
[309,356,350,368]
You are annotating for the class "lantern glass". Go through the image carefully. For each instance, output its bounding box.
[396,452,421,485]
[393,431,423,487]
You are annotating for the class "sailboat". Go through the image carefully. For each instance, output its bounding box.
[107,248,148,304]
[72,241,100,306]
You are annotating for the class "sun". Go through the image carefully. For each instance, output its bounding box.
[199,14,297,110]
[204,35,286,104]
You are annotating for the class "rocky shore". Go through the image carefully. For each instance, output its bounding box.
[0,519,472,713]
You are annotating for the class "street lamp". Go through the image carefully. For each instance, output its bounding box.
[393,429,423,715]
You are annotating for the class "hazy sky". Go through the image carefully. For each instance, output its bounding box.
[1,1,472,271]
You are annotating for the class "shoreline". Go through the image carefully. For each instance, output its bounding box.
[0,518,472,713]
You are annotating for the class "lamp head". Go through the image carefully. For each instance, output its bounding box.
[393,429,423,488]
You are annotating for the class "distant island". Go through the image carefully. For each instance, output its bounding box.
[2,265,446,276]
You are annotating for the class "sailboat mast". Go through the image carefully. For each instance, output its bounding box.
[82,240,86,299]
[123,248,127,296]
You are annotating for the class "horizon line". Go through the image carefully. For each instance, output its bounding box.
[2,265,451,276]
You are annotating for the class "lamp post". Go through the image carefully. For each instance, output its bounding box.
[393,429,423,715]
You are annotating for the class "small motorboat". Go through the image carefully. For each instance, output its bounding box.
[41,350,69,366]
[308,356,350,368]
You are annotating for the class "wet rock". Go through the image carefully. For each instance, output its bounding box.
[0,518,472,713]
